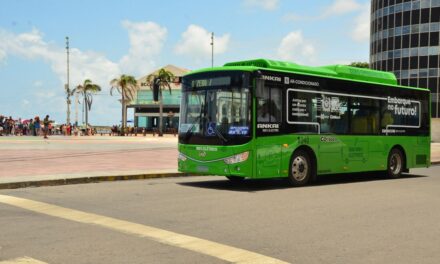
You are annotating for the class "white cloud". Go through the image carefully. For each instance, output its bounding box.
[0,28,120,89]
[119,21,167,76]
[174,25,230,62]
[277,31,317,65]
[0,27,125,124]
[322,0,362,18]
[0,21,171,124]
[243,0,279,10]
[351,3,371,43]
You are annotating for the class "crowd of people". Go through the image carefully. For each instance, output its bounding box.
[0,114,83,138]
[1,115,176,137]
[0,115,52,137]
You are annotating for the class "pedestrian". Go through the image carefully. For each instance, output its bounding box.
[18,118,23,136]
[0,115,4,136]
[29,118,34,136]
[43,115,50,139]
[10,117,15,136]
[34,116,40,136]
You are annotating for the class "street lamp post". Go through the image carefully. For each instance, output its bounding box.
[65,36,71,125]
[211,32,214,68]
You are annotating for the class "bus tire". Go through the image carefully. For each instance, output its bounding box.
[387,148,404,179]
[288,150,312,187]
[226,176,245,183]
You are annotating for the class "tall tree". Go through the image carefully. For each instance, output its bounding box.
[147,68,175,137]
[71,79,101,128]
[110,75,139,135]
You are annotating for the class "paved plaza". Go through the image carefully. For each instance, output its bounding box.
[0,135,179,187]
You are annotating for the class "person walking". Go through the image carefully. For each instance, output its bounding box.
[43,115,50,139]
[34,116,40,136]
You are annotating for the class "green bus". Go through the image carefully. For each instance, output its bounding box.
[178,59,430,186]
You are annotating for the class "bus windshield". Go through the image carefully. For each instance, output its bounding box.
[179,72,252,145]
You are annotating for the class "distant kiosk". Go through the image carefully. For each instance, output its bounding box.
[177,59,430,186]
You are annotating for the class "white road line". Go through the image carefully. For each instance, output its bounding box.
[0,195,289,264]
[0,257,48,264]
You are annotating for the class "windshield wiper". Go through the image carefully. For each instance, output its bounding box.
[184,116,200,141]
[212,124,228,144]
[185,104,204,140]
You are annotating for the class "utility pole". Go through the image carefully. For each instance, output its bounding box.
[211,32,214,68]
[65,36,71,125]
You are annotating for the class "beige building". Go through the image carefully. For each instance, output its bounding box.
[128,65,190,130]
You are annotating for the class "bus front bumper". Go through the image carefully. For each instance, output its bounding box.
[178,152,252,177]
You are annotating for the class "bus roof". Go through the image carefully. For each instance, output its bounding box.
[224,58,398,86]
[185,58,429,91]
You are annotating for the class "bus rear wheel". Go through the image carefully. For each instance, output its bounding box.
[387,148,404,179]
[288,150,312,187]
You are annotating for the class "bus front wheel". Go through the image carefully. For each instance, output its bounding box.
[288,150,312,187]
[387,148,404,179]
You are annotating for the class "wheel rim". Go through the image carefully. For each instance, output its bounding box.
[390,153,402,175]
[292,156,308,181]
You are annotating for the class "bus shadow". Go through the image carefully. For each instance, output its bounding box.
[314,172,426,186]
[179,173,427,192]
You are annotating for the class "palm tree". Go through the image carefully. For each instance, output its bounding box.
[146,68,175,136]
[110,74,139,135]
[71,79,101,128]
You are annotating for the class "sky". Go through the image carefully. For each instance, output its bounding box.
[0,0,371,125]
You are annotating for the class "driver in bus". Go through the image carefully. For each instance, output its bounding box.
[258,101,276,122]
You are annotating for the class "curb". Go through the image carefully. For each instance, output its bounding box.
[0,172,195,190]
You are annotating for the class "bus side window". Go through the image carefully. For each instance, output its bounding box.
[331,98,349,134]
[381,111,394,127]
[270,87,282,122]
[350,98,380,134]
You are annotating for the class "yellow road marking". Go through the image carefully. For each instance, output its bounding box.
[0,257,48,264]
[0,195,289,264]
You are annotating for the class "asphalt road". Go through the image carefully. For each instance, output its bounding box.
[1,166,439,264]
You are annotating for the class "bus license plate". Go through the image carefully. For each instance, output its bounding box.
[196,165,209,172]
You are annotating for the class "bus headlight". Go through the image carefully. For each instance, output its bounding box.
[178,153,187,161]
[224,151,249,164]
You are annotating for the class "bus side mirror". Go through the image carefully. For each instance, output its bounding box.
[256,79,265,98]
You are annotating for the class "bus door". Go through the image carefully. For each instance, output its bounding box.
[255,85,283,178]
[316,95,348,173]
[341,97,381,171]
